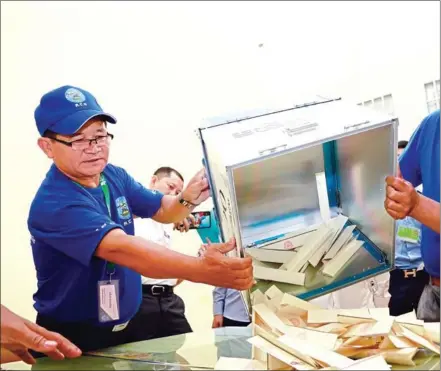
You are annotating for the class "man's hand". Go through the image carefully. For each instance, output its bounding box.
[0,305,81,364]
[385,176,420,219]
[197,238,253,290]
[181,168,210,206]
[212,315,224,328]
[173,214,196,233]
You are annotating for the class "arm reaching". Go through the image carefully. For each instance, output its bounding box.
[96,230,253,290]
[152,169,210,224]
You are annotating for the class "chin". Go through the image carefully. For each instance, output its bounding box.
[81,160,107,175]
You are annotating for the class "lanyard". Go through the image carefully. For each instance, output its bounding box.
[99,174,112,218]
[99,174,116,277]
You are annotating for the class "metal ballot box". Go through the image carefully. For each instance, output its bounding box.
[197,97,398,314]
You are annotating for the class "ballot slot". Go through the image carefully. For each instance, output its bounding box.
[198,97,397,314]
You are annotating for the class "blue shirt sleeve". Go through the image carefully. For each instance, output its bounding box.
[28,200,122,267]
[213,287,227,315]
[121,169,164,219]
[399,119,425,187]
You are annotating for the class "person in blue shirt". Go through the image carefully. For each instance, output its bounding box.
[197,209,251,327]
[28,85,253,353]
[385,110,440,322]
[388,140,429,316]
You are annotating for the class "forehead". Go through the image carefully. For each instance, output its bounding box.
[160,172,183,185]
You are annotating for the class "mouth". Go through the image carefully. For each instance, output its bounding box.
[83,158,104,164]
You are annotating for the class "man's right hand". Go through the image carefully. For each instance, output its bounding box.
[212,315,224,328]
[197,238,253,290]
[385,175,420,219]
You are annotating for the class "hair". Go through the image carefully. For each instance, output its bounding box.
[153,166,184,182]
[43,129,57,138]
[398,140,409,149]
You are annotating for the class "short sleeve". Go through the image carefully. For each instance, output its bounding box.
[399,120,424,187]
[122,170,164,219]
[28,200,122,267]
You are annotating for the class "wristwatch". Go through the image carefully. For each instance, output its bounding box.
[178,194,197,210]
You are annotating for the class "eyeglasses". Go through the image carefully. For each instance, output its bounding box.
[51,133,114,151]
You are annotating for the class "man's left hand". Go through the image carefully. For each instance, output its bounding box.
[385,176,420,219]
[1,305,81,364]
[181,168,210,206]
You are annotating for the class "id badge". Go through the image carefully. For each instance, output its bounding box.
[397,225,420,244]
[98,280,120,323]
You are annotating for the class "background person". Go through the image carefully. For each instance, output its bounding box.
[132,166,193,340]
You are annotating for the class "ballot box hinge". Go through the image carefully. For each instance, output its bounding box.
[336,189,342,209]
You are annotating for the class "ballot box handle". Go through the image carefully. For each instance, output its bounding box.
[258,144,288,156]
[344,120,370,131]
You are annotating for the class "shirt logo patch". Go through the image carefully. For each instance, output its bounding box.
[115,196,131,220]
[65,88,86,103]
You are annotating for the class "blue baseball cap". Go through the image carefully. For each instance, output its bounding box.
[34,85,117,136]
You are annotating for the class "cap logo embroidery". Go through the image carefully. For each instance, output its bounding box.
[65,88,86,103]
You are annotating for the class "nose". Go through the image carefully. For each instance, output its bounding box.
[85,141,102,154]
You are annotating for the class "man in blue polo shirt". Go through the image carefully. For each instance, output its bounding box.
[385,109,440,322]
[28,85,253,352]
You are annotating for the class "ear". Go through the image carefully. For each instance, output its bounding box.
[150,175,158,189]
[37,137,55,159]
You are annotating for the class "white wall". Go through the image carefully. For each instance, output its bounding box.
[1,1,439,325]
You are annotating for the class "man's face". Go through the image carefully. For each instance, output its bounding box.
[38,118,111,179]
[397,147,404,157]
[150,172,183,196]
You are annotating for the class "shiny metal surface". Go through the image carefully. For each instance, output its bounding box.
[199,99,395,168]
[336,124,397,264]
[232,144,325,232]
[198,99,398,306]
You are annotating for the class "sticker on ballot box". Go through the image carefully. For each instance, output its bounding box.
[98,280,120,323]
[397,225,420,244]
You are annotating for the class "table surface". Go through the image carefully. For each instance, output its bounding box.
[3,327,440,370]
